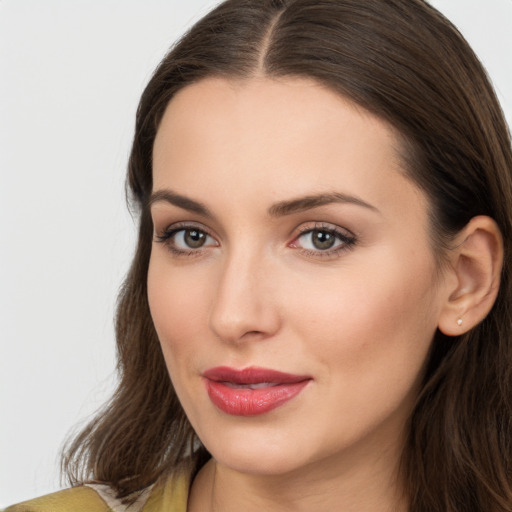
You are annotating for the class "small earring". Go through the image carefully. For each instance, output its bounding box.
[457,318,463,326]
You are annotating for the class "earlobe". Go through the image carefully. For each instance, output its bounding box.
[438,216,503,336]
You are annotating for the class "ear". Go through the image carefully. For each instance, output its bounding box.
[438,216,503,336]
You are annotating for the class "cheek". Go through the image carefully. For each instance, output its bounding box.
[283,261,439,449]
[147,256,212,368]
[289,252,440,392]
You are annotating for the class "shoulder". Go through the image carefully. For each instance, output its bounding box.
[3,470,191,512]
[3,486,110,512]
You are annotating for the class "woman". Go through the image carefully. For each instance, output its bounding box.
[6,0,511,510]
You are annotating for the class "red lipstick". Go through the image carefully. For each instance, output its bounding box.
[203,366,311,416]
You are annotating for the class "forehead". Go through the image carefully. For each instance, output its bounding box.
[152,76,424,221]
[154,76,402,162]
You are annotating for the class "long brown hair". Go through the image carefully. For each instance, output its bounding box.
[63,1,512,510]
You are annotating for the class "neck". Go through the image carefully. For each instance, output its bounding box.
[188,436,408,512]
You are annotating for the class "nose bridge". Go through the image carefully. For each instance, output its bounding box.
[209,243,278,343]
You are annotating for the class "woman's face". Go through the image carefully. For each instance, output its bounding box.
[148,77,451,478]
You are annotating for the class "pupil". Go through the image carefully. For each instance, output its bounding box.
[185,229,206,248]
[312,230,335,250]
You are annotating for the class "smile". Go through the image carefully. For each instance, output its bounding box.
[203,366,311,416]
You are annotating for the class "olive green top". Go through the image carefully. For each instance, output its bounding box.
[3,471,189,512]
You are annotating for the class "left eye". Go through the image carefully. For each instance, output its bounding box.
[293,228,354,252]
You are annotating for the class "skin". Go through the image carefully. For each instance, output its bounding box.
[148,76,456,511]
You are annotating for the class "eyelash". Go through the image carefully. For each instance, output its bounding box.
[154,222,357,259]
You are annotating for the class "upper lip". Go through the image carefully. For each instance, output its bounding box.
[203,366,311,385]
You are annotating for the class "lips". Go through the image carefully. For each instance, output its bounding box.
[203,366,311,416]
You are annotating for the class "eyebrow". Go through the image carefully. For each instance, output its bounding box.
[148,189,379,218]
[148,190,212,217]
[268,192,379,217]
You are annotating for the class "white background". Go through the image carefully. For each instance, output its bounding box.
[1,0,511,507]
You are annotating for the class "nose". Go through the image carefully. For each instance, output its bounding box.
[208,249,281,344]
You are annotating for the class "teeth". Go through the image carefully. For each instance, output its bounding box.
[249,382,276,389]
[223,382,277,389]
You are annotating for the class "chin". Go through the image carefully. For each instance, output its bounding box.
[214,449,307,477]
[198,425,316,477]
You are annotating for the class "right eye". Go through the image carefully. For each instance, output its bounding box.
[172,228,211,249]
[155,225,218,255]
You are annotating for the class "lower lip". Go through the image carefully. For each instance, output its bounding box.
[205,380,310,416]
